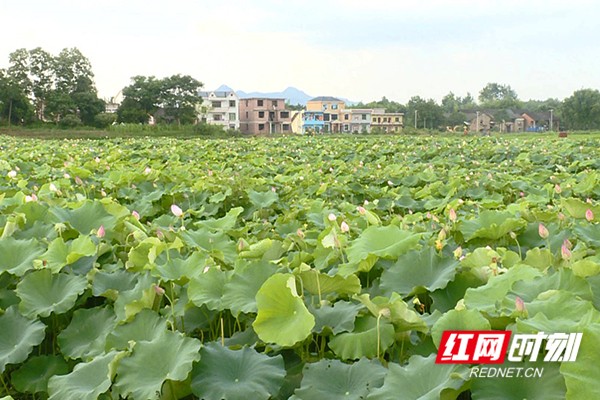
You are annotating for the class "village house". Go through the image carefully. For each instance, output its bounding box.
[197,90,240,130]
[238,98,292,134]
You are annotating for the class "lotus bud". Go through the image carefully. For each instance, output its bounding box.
[296,228,305,239]
[364,199,369,206]
[357,206,366,215]
[563,238,573,250]
[7,170,17,178]
[378,308,391,318]
[271,186,276,192]
[515,296,526,313]
[538,223,549,239]
[144,166,152,175]
[97,225,105,238]
[520,191,525,197]
[438,229,447,241]
[554,184,562,194]
[328,213,336,222]
[156,229,164,240]
[449,208,457,222]
[453,246,463,259]
[153,285,165,296]
[558,212,565,221]
[171,204,183,218]
[586,209,594,222]
[340,221,350,233]
[509,231,517,240]
[75,176,84,185]
[561,244,572,260]
[49,183,58,192]
[132,210,140,220]
[100,189,107,197]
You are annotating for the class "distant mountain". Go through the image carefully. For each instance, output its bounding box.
[236,86,313,106]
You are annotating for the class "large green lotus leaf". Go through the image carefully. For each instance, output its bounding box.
[0,237,44,276]
[181,228,237,266]
[431,309,491,348]
[125,237,167,272]
[92,269,139,300]
[463,264,542,317]
[11,355,69,394]
[573,224,600,248]
[114,331,201,400]
[522,247,554,271]
[293,358,386,400]
[0,306,46,373]
[48,351,122,400]
[308,300,363,335]
[346,225,421,264]
[356,293,428,333]
[329,316,395,360]
[471,361,566,400]
[195,206,244,231]
[190,343,285,400]
[58,306,117,360]
[152,251,207,283]
[562,198,600,219]
[380,247,458,296]
[105,309,168,351]
[113,272,156,321]
[298,268,362,296]
[16,269,87,318]
[253,273,315,347]
[51,200,117,234]
[43,236,96,273]
[509,268,592,303]
[571,258,600,278]
[367,354,469,400]
[222,260,278,316]
[516,290,600,333]
[459,210,527,242]
[188,268,232,311]
[430,271,485,313]
[561,323,600,399]
[248,190,279,208]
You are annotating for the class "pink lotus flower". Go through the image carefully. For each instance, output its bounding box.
[449,208,457,222]
[561,244,572,260]
[132,210,140,220]
[153,285,165,296]
[538,223,549,239]
[563,238,573,250]
[554,184,562,194]
[171,204,183,217]
[586,209,594,222]
[357,206,366,215]
[515,296,526,313]
[97,225,105,238]
[340,221,350,233]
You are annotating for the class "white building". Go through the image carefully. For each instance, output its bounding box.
[197,90,240,130]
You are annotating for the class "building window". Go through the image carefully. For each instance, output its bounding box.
[280,111,290,118]
[229,113,236,121]
[283,124,290,131]
[272,100,278,107]
[211,101,221,108]
[213,114,223,121]
[331,114,338,121]
[257,100,264,106]
[362,114,367,120]
[259,123,265,131]
[245,111,248,118]
[245,100,249,106]
[229,100,236,107]
[344,124,349,131]
[258,111,265,118]
[344,114,349,120]
[331,104,338,110]
[395,117,400,122]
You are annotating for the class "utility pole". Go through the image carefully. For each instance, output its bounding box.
[414,110,418,129]
[549,109,554,131]
[476,111,480,133]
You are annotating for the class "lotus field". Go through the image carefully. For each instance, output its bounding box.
[2,134,600,399]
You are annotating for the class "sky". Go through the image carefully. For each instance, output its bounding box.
[1,0,599,104]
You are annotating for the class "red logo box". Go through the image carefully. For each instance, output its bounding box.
[436,330,512,364]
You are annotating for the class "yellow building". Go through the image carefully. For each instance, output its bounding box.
[306,96,346,133]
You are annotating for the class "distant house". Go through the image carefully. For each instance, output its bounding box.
[306,97,346,133]
[302,110,325,134]
[340,109,373,133]
[197,90,240,130]
[371,109,404,133]
[463,111,494,133]
[238,98,292,134]
[105,90,124,114]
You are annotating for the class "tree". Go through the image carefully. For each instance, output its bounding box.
[0,68,32,125]
[407,96,444,129]
[159,74,203,125]
[561,89,600,130]
[478,83,519,107]
[118,76,163,123]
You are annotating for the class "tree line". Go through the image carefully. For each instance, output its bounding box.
[1,47,600,131]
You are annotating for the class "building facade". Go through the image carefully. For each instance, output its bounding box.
[371,109,404,133]
[238,98,292,134]
[197,91,240,130]
[306,96,346,133]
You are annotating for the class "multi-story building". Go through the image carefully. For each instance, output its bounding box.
[302,110,325,134]
[371,109,404,133]
[197,90,240,130]
[340,109,373,133]
[306,96,346,133]
[239,98,292,134]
